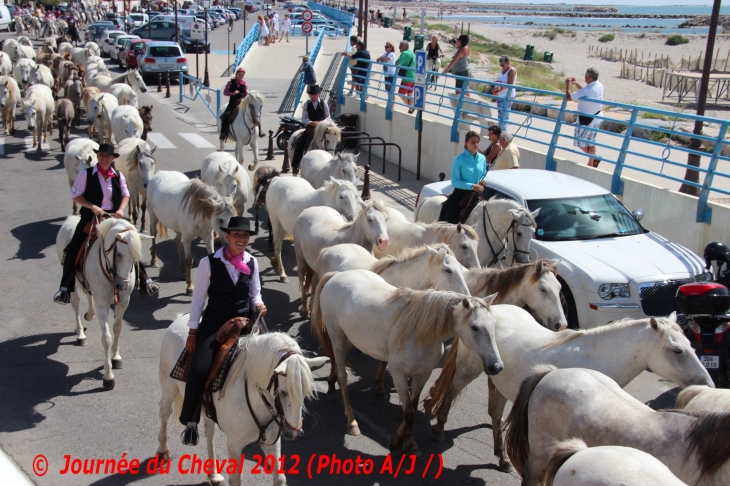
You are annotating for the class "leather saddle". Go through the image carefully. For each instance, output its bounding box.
[64,216,108,295]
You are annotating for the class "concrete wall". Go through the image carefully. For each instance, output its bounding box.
[342,97,730,256]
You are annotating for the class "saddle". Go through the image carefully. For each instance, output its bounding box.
[63,215,108,295]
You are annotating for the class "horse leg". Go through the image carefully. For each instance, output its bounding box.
[70,289,86,346]
[296,246,311,317]
[488,378,514,472]
[175,233,185,275]
[374,361,389,398]
[402,371,430,456]
[140,196,147,233]
[225,436,247,486]
[181,235,194,296]
[270,217,288,283]
[156,378,179,461]
[203,416,224,485]
[249,132,260,172]
[389,371,413,452]
[110,296,129,370]
[130,192,138,225]
[235,138,243,165]
[259,436,286,486]
[96,305,115,390]
[267,216,273,251]
[149,213,159,267]
[331,330,359,435]
[84,293,96,321]
[201,230,215,255]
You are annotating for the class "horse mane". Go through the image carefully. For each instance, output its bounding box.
[97,218,143,262]
[422,222,479,241]
[476,197,537,228]
[388,288,484,348]
[181,179,236,221]
[370,243,453,275]
[322,178,357,197]
[474,259,558,298]
[346,199,389,229]
[686,411,730,480]
[125,140,154,171]
[542,316,680,350]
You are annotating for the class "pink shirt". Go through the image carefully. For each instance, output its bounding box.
[70,166,130,210]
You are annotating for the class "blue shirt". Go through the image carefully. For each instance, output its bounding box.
[451,149,487,190]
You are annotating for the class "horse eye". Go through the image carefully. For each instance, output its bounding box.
[470,324,479,332]
[445,268,452,274]
[517,232,523,237]
[460,244,467,250]
[540,287,548,293]
[673,348,683,354]
[279,391,287,398]
[367,217,373,222]
[340,195,343,199]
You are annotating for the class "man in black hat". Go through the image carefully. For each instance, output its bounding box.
[179,216,267,445]
[291,84,330,174]
[54,144,158,304]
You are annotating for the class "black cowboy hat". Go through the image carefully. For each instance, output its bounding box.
[220,217,257,235]
[93,143,119,157]
[306,84,322,95]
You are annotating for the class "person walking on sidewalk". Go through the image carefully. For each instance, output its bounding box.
[279,13,291,43]
[395,40,416,113]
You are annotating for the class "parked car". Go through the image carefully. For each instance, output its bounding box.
[104,12,125,30]
[100,30,128,56]
[227,7,243,19]
[137,41,188,81]
[87,21,115,42]
[121,38,152,69]
[130,21,182,42]
[125,13,149,30]
[179,28,210,53]
[313,25,346,37]
[111,34,139,63]
[416,169,710,329]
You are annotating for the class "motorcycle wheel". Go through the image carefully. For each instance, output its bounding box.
[276,131,290,151]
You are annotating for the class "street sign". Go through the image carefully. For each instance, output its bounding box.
[415,50,426,77]
[191,22,204,40]
[301,21,313,35]
[301,9,313,21]
[415,74,426,85]
[413,84,425,110]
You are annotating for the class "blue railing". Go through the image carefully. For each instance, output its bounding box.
[232,22,260,72]
[336,58,730,224]
[179,73,221,120]
[307,0,355,25]
[293,29,325,112]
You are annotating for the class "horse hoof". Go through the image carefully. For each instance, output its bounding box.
[185,289,193,297]
[157,451,171,461]
[431,428,445,443]
[388,440,403,453]
[248,164,254,171]
[112,359,123,370]
[84,312,94,321]
[404,447,423,457]
[374,390,388,399]
[102,378,115,390]
[148,261,158,268]
[346,424,361,436]
[76,338,87,346]
[279,276,288,283]
[498,460,514,473]
[210,473,225,485]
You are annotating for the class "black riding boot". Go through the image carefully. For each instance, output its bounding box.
[137,262,159,297]
[54,220,88,304]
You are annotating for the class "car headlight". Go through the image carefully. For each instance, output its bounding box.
[695,271,713,282]
[598,283,631,300]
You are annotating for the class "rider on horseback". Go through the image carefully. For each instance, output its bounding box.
[179,216,268,446]
[54,144,159,305]
[439,131,488,224]
[291,84,330,174]
[219,67,249,142]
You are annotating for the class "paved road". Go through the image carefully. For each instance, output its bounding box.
[0,20,678,486]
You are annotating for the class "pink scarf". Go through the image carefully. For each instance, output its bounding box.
[223,247,251,276]
[97,165,116,180]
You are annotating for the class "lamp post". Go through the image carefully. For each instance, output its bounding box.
[203,0,211,87]
[147,1,151,39]
[174,0,178,42]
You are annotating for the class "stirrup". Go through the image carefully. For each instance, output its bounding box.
[181,424,199,446]
[54,289,71,305]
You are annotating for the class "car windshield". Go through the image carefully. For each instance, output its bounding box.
[130,14,144,20]
[150,46,181,57]
[527,194,646,241]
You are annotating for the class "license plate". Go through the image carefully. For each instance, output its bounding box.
[159,64,174,69]
[701,355,720,369]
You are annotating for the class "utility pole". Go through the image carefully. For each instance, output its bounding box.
[203,0,211,87]
[679,0,722,196]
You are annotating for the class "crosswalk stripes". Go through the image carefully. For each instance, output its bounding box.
[146,133,177,149]
[12,132,218,151]
[178,133,216,149]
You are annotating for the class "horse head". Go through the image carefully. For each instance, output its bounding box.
[74,152,96,175]
[335,152,359,186]
[519,260,566,331]
[0,79,11,105]
[244,91,264,127]
[509,207,540,264]
[455,294,503,376]
[133,142,156,188]
[129,69,147,93]
[216,161,239,199]
[22,99,37,129]
[359,200,390,251]
[138,105,153,132]
[329,177,359,222]
[449,223,481,270]
[253,167,279,210]
[97,218,153,292]
[425,244,470,294]
[86,94,101,123]
[320,121,341,154]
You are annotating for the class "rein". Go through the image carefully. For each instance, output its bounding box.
[242,98,261,137]
[481,204,533,266]
[98,226,134,304]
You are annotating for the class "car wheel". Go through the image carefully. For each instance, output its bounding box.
[558,277,580,329]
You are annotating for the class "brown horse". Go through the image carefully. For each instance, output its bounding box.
[252,165,279,249]
[137,105,153,140]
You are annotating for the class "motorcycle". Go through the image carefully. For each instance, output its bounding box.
[274,115,305,151]
[675,242,730,388]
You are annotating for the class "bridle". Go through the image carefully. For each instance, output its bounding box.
[243,97,262,137]
[318,122,337,153]
[245,350,304,445]
[98,225,134,303]
[481,204,533,266]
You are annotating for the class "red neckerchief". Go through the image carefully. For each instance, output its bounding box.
[97,165,116,180]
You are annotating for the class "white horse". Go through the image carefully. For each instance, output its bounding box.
[29,63,54,89]
[114,138,157,231]
[0,76,21,135]
[431,310,714,472]
[15,44,36,61]
[88,69,147,93]
[417,197,539,267]
[266,176,361,282]
[147,171,237,295]
[157,316,328,486]
[58,41,74,55]
[22,84,54,151]
[107,83,138,107]
[543,439,688,486]
[111,104,143,142]
[86,92,118,144]
[71,45,97,66]
[56,217,153,389]
[217,91,264,170]
[2,39,20,61]
[286,119,342,162]
[374,209,482,269]
[0,51,12,76]
[312,269,502,454]
[676,385,730,413]
[63,138,99,214]
[17,36,33,47]
[201,151,252,217]
[504,367,730,486]
[300,150,359,188]
[13,57,37,91]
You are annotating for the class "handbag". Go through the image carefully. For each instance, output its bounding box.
[578,110,601,126]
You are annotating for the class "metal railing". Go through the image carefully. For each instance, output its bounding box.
[307,0,355,25]
[335,57,730,224]
[292,29,325,113]
[232,22,260,72]
[179,73,221,120]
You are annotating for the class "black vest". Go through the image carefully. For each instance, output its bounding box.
[306,100,326,123]
[200,254,255,332]
[228,78,247,103]
[79,166,122,221]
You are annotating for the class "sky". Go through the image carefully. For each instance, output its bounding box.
[447,1,717,5]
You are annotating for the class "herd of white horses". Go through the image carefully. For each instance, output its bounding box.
[6,27,719,485]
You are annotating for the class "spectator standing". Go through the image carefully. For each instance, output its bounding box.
[299,55,317,89]
[426,35,445,89]
[481,125,502,166]
[258,15,270,46]
[395,40,415,113]
[566,68,604,167]
[351,40,371,97]
[442,34,471,98]
[492,56,517,131]
[279,13,291,43]
[402,8,406,23]
[377,9,383,27]
[270,11,279,44]
[341,35,359,96]
[376,41,396,94]
[492,132,520,170]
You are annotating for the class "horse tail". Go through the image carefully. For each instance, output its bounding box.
[504,364,556,475]
[424,336,461,419]
[156,221,168,240]
[675,385,706,409]
[310,271,335,358]
[543,438,587,486]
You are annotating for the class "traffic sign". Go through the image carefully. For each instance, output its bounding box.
[191,22,204,40]
[415,50,426,77]
[413,84,425,110]
[301,21,313,34]
[415,74,426,85]
[301,9,313,21]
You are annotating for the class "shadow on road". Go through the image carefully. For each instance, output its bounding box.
[10,216,66,261]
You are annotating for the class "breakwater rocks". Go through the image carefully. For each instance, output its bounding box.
[678,15,730,29]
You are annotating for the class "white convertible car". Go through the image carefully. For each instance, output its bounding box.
[416,170,710,329]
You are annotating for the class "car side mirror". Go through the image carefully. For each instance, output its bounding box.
[632,209,644,222]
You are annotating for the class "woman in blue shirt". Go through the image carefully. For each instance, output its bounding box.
[439,131,487,223]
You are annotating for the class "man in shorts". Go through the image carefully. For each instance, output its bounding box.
[566,68,604,167]
[396,40,415,113]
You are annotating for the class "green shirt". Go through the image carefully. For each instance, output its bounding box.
[397,49,415,81]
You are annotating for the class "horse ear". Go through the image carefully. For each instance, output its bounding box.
[462,298,472,310]
[274,361,288,375]
[667,311,677,323]
[427,245,440,256]
[482,292,498,305]
[151,146,157,154]
[75,154,82,161]
[649,316,660,331]
[456,223,463,233]
[138,234,154,241]
[531,207,541,218]
[303,356,330,369]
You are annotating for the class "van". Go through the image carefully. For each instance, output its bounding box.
[0,5,13,32]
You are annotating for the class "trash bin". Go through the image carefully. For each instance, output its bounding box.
[524,44,534,61]
[543,51,553,63]
[339,113,359,130]
[341,126,360,150]
[403,25,412,42]
[383,16,391,28]
[414,34,424,51]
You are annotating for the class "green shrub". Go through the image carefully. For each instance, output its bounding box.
[598,34,615,43]
[666,34,690,46]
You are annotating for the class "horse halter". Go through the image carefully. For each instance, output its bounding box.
[98,225,134,303]
[482,206,532,266]
[243,99,261,135]
[245,350,304,445]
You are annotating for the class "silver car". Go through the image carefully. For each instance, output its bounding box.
[137,41,188,81]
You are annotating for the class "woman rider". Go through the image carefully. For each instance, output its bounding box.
[439,131,487,224]
[219,67,249,142]
[179,216,268,445]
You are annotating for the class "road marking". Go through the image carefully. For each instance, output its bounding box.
[145,133,177,149]
[0,137,4,156]
[23,136,50,152]
[179,133,216,149]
